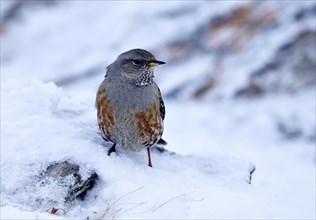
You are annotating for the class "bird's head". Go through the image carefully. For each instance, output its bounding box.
[110,49,165,86]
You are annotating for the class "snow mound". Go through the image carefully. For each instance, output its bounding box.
[1,79,254,218]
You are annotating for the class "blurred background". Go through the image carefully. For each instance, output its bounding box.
[1,0,315,160]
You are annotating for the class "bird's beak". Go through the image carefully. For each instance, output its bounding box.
[148,60,166,66]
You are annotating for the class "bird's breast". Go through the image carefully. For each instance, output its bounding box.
[134,103,164,147]
[97,79,162,150]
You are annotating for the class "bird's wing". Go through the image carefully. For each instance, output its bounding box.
[157,87,165,121]
[157,87,167,145]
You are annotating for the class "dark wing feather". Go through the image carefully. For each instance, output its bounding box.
[156,86,167,146]
[157,138,167,145]
[159,96,165,121]
[157,87,165,121]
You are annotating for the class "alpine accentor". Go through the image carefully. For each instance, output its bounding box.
[96,49,166,167]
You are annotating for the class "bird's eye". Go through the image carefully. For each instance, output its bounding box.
[132,60,141,66]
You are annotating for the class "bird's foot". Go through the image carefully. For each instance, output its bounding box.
[107,143,116,156]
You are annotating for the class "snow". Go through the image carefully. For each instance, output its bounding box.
[1,79,256,218]
[1,1,315,219]
[1,79,314,219]
[1,205,64,220]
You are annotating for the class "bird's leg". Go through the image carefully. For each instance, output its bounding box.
[108,143,116,156]
[147,147,152,167]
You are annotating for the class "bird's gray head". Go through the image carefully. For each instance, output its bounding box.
[107,49,165,86]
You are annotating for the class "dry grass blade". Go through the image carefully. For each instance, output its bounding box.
[50,207,66,215]
[151,191,197,213]
[96,186,145,220]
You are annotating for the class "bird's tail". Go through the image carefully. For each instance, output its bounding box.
[157,138,167,145]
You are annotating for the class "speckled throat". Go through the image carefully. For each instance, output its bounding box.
[133,70,154,87]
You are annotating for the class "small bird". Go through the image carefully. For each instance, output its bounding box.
[96,49,166,167]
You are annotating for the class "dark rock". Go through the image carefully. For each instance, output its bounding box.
[164,82,190,99]
[1,0,58,31]
[43,161,98,203]
[236,30,316,98]
[45,161,80,178]
[294,4,316,21]
[160,5,197,19]
[235,79,264,98]
[192,78,217,99]
[276,118,315,142]
[277,121,302,140]
[157,2,277,64]
[65,172,98,203]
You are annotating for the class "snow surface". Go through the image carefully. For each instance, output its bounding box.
[1,1,315,219]
[1,79,255,219]
[1,79,315,219]
[0,205,64,220]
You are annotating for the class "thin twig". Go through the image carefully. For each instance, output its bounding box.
[151,191,195,213]
[96,186,145,219]
[116,202,147,218]
[108,186,144,210]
